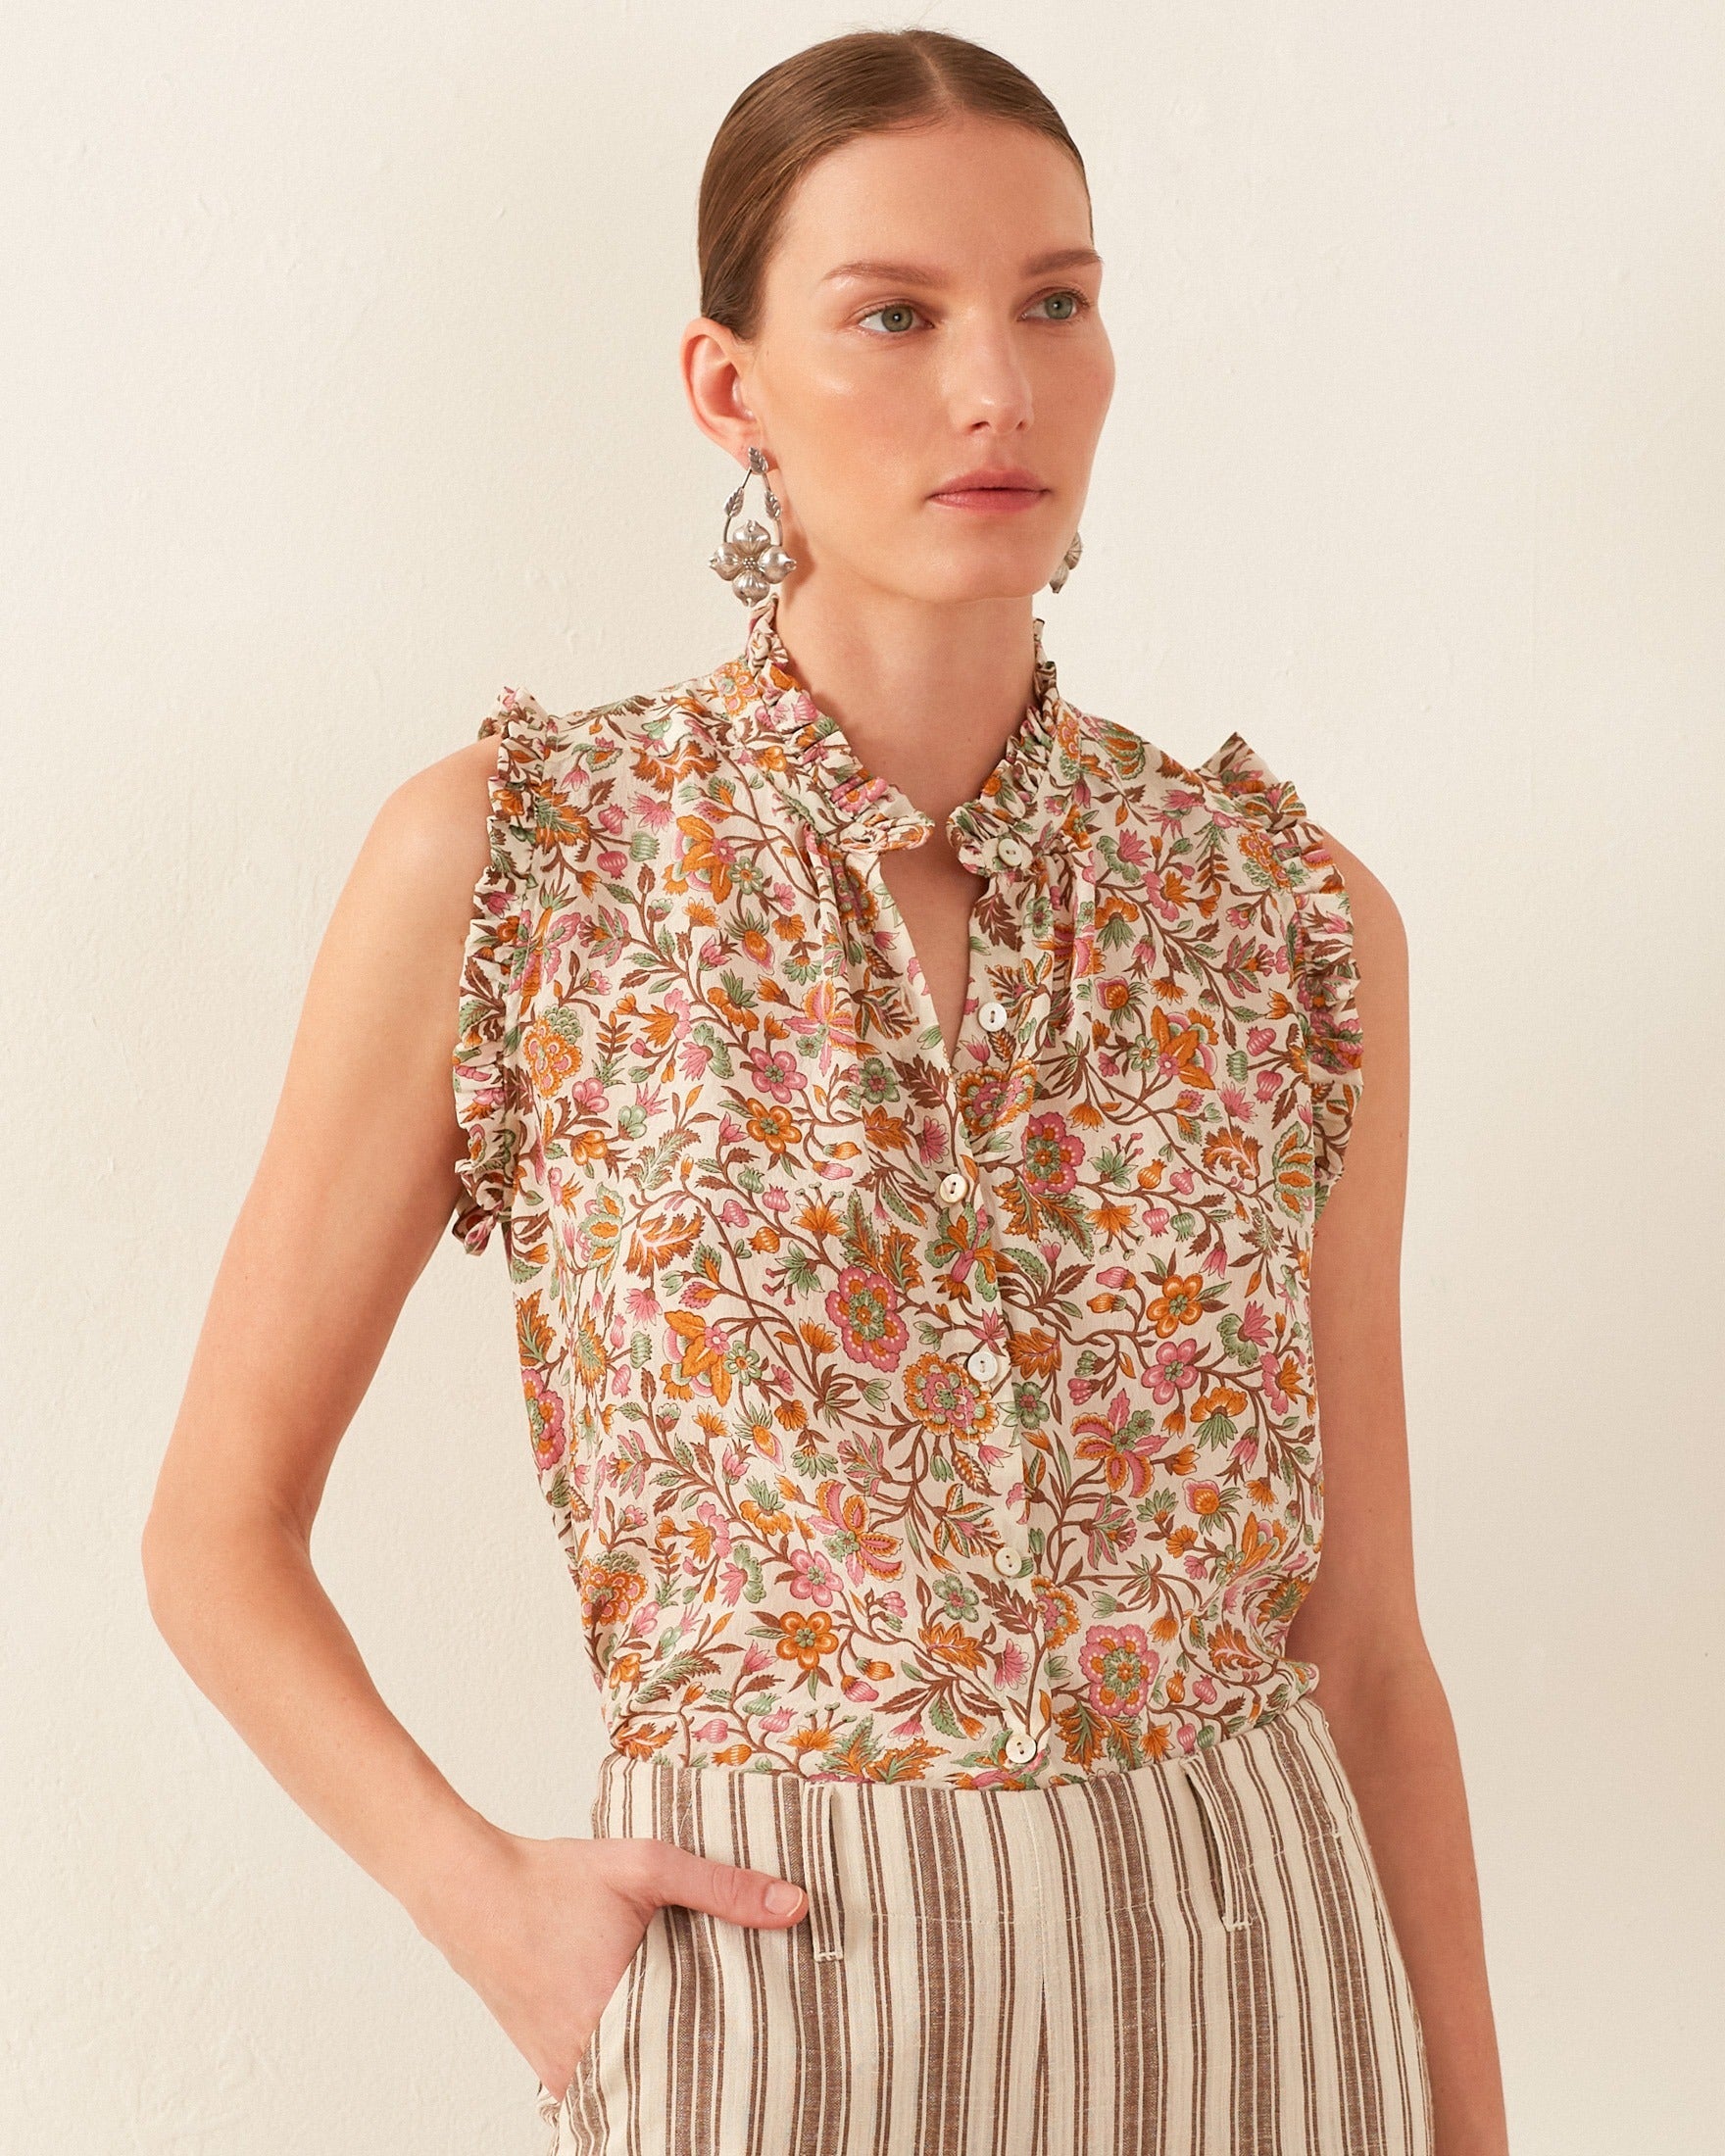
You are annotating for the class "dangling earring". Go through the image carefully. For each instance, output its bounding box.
[1049,528,1083,594]
[710,446,798,605]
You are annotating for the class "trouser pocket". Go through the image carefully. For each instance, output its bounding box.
[1181,1753,1247,1933]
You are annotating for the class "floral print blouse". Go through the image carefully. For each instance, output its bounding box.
[449,587,1363,1788]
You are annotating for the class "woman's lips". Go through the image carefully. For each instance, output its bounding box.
[927,485,1049,513]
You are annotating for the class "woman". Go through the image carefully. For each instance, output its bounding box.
[143,27,1508,2156]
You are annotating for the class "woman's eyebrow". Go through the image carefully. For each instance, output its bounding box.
[820,246,1103,287]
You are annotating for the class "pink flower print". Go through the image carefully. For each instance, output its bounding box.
[1150,1336,1203,1403]
[1255,1065,1282,1102]
[1168,1164,1196,1196]
[693,1718,731,1742]
[1022,1110,1082,1198]
[1072,1389,1167,1498]
[825,1264,909,1372]
[1247,1022,1279,1055]
[1078,1623,1157,1717]
[1193,1673,1218,1705]
[1115,826,1152,869]
[1235,1300,1272,1348]
[992,1641,1031,1690]
[840,1671,880,1703]
[522,1366,567,1473]
[787,1544,841,1606]
[749,1042,808,1102]
[1184,1478,1226,1527]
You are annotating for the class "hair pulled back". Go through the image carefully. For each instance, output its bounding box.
[698,29,1090,343]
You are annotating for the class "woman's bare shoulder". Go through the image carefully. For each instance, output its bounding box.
[331,735,501,973]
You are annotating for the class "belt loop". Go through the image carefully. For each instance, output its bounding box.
[1183,1752,1244,1933]
[805,1773,846,1963]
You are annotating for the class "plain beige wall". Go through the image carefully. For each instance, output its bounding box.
[5,5,1721,2149]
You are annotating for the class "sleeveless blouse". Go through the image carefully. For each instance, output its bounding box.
[449,589,1363,1788]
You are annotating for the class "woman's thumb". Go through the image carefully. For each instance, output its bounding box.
[650,1843,808,1930]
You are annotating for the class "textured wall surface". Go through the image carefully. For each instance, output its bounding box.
[3,4,1721,2150]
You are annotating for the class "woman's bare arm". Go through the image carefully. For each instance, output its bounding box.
[140,734,808,2098]
[1288,834,1510,2156]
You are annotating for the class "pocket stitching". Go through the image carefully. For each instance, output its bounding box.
[1183,1757,1246,1932]
[807,1776,848,1962]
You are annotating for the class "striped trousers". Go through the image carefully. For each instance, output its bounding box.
[536,1693,1433,2154]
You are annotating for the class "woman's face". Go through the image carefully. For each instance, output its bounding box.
[708,114,1114,605]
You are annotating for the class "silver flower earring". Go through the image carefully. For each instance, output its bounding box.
[1049,529,1083,594]
[710,446,798,605]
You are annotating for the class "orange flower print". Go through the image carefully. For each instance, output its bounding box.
[1148,1005,1215,1090]
[1079,1623,1157,1717]
[1185,1478,1226,1521]
[775,1607,839,1673]
[522,1014,581,1093]
[1035,1579,1080,1649]
[1146,1269,1208,1339]
[903,1353,996,1445]
[580,1556,645,1641]
[665,1309,734,1404]
[744,1098,800,1155]
[673,813,737,902]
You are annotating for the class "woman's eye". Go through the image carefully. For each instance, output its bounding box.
[857,301,921,336]
[856,290,1092,337]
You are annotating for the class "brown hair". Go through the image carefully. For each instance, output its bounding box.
[698,28,1090,342]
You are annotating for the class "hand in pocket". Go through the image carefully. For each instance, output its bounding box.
[408,1821,813,2106]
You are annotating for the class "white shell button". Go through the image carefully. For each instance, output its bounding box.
[938,1171,969,1203]
[1004,1731,1040,1764]
[978,1000,1009,1033]
[965,1346,1004,1383]
[998,835,1029,868]
[993,1545,1033,1578]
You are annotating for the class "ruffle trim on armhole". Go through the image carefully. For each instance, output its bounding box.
[1196,731,1365,1221]
[449,686,559,1256]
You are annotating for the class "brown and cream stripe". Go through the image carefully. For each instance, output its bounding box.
[537,1693,1434,2154]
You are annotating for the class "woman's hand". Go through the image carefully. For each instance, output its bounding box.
[408,1816,811,2102]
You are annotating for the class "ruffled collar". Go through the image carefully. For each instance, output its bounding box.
[712,584,1078,871]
